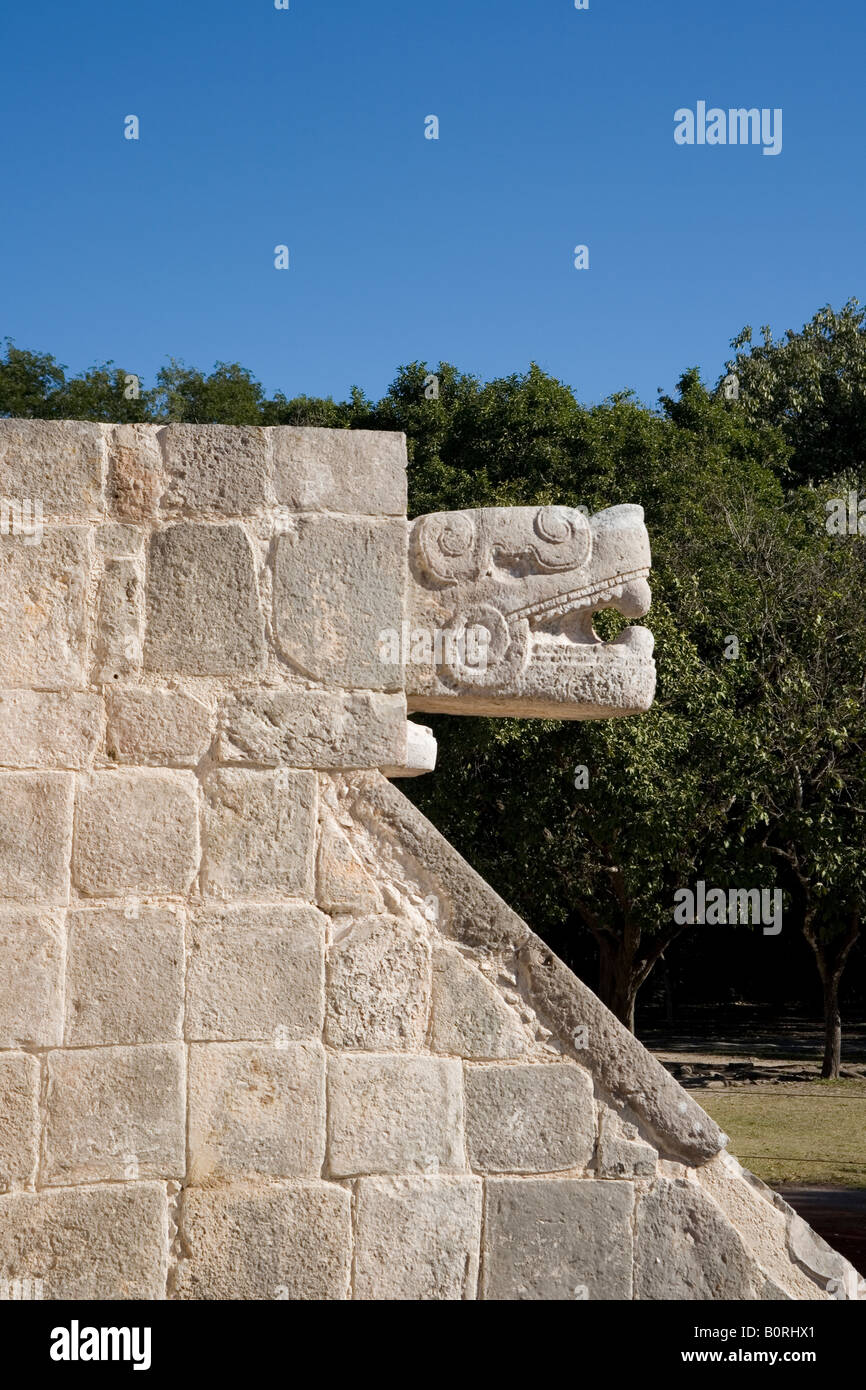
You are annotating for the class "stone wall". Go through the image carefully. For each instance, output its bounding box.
[0,420,861,1300]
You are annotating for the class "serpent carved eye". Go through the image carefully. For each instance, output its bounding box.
[413,511,479,582]
[437,513,475,558]
[532,506,591,570]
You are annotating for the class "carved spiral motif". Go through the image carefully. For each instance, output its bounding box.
[531,506,591,571]
[414,511,478,582]
[442,605,529,688]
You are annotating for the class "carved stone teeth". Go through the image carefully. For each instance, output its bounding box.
[515,567,651,622]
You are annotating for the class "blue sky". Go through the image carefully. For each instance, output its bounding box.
[1,0,862,407]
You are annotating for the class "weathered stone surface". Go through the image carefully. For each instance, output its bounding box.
[340,774,530,954]
[188,1042,325,1183]
[271,427,407,516]
[106,688,213,764]
[354,1177,482,1300]
[519,946,726,1165]
[94,522,145,557]
[483,1178,634,1300]
[107,424,167,521]
[0,1053,40,1189]
[431,949,527,1059]
[160,423,270,515]
[73,770,199,896]
[0,1183,168,1299]
[382,719,437,778]
[0,419,105,517]
[42,1044,185,1185]
[464,1063,595,1173]
[786,1209,858,1299]
[92,558,143,684]
[0,528,89,686]
[272,516,405,689]
[634,1178,767,1300]
[200,768,315,899]
[596,1109,657,1178]
[0,691,101,770]
[174,1183,351,1300]
[0,772,73,904]
[144,522,266,676]
[325,915,430,1050]
[186,905,325,1042]
[0,910,64,1047]
[316,811,382,914]
[219,689,406,769]
[697,1153,825,1300]
[65,907,184,1046]
[328,1055,464,1177]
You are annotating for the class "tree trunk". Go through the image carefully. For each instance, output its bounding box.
[598,945,638,1031]
[803,911,860,1081]
[821,974,842,1080]
[595,928,677,1033]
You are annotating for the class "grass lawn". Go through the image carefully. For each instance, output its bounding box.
[698,1079,866,1187]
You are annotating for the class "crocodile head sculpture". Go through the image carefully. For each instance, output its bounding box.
[404,503,655,720]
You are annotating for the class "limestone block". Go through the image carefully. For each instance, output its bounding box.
[271,516,405,689]
[0,528,89,686]
[0,910,65,1047]
[316,811,382,914]
[464,1063,595,1173]
[73,770,199,896]
[0,691,101,770]
[0,1053,40,1189]
[92,558,143,684]
[106,688,213,765]
[65,906,184,1045]
[354,1177,482,1300]
[185,904,326,1042]
[382,719,437,778]
[325,915,430,1050]
[0,1183,168,1300]
[188,1042,326,1183]
[328,1055,464,1177]
[271,427,407,516]
[0,419,105,517]
[94,522,145,557]
[431,949,527,1058]
[0,772,73,904]
[634,1177,768,1300]
[483,1178,634,1300]
[174,1183,351,1300]
[42,1044,185,1185]
[597,1109,658,1178]
[144,522,266,676]
[107,424,168,521]
[159,424,271,516]
[200,768,315,899]
[218,689,407,770]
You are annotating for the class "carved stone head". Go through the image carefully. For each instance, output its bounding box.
[406,504,655,719]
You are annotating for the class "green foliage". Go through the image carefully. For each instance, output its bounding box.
[727,299,866,486]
